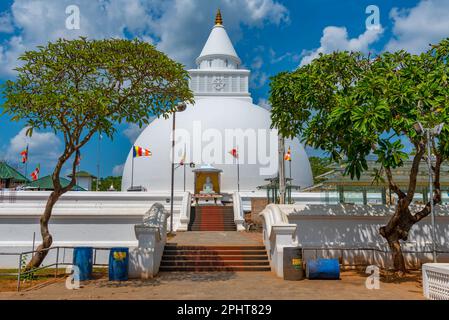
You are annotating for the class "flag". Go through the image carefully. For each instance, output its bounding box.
[229,148,238,159]
[284,146,292,162]
[133,145,152,158]
[31,164,40,181]
[179,151,186,166]
[75,153,81,166]
[20,145,29,164]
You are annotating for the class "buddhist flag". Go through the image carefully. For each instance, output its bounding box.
[284,146,292,162]
[229,148,238,159]
[20,145,29,164]
[133,145,152,158]
[31,164,40,181]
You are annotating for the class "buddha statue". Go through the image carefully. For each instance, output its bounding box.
[200,176,215,194]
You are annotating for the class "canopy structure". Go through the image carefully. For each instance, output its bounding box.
[257,176,301,204]
[306,160,449,205]
[25,175,86,191]
[0,162,28,189]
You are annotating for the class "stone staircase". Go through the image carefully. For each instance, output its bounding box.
[159,245,271,272]
[188,206,236,231]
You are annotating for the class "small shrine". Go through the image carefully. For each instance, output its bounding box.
[192,165,223,205]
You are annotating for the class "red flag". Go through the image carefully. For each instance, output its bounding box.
[229,148,238,159]
[20,145,29,164]
[31,164,40,181]
[284,147,292,161]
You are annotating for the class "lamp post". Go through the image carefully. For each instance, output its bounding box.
[414,122,444,263]
[170,102,187,233]
[278,134,286,204]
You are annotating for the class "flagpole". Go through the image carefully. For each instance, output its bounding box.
[237,157,240,193]
[25,145,28,180]
[183,144,186,192]
[97,133,101,191]
[131,149,135,189]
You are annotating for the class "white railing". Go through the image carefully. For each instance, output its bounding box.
[232,192,246,231]
[423,263,449,300]
[129,203,170,279]
[259,204,297,277]
[177,192,192,231]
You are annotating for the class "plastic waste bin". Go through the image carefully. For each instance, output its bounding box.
[306,258,340,280]
[283,247,304,280]
[109,247,129,281]
[73,247,93,281]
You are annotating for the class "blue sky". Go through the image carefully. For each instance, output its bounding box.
[0,0,447,178]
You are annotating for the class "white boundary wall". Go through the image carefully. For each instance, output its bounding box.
[0,191,184,268]
[260,204,449,278]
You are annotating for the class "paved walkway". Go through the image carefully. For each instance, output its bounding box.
[167,231,263,246]
[0,271,423,300]
[0,232,424,300]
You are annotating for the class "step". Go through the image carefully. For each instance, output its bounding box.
[160,260,270,267]
[188,222,236,225]
[163,250,267,256]
[159,266,271,272]
[164,245,266,250]
[162,255,268,261]
[188,228,237,231]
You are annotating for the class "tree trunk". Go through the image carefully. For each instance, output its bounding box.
[26,190,62,270]
[379,199,425,275]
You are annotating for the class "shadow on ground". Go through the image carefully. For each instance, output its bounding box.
[93,272,238,289]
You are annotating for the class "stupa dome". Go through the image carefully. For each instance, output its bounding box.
[121,10,313,192]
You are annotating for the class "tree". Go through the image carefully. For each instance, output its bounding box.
[270,38,449,274]
[93,176,122,191]
[1,37,194,269]
[309,156,333,184]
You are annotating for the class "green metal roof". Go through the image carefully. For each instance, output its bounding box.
[308,160,449,191]
[67,171,97,179]
[25,175,86,191]
[0,162,29,182]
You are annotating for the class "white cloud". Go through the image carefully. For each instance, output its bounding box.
[386,0,449,54]
[300,25,384,66]
[0,11,14,33]
[3,127,62,170]
[258,98,271,110]
[112,163,125,176]
[0,0,289,76]
[123,123,148,143]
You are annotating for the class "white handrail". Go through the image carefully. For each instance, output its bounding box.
[232,192,246,231]
[177,191,191,231]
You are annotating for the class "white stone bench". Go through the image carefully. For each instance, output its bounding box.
[423,263,449,300]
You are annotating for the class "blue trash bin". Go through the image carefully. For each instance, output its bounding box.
[306,258,340,280]
[73,247,93,281]
[109,248,129,281]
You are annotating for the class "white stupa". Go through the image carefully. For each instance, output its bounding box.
[121,10,313,193]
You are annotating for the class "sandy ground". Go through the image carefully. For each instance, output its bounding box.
[0,270,423,300]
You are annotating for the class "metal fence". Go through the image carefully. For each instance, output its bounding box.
[301,246,449,270]
[0,246,111,292]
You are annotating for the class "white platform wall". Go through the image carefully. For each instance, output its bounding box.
[0,191,183,268]
[260,204,449,277]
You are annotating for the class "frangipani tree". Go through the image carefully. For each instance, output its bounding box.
[270,38,449,274]
[1,37,194,269]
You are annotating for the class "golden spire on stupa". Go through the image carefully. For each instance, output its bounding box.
[215,9,223,26]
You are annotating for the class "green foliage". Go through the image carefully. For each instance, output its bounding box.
[92,176,122,191]
[1,37,193,192]
[270,38,449,185]
[309,157,333,183]
[2,37,194,141]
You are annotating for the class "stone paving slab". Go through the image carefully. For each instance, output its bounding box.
[0,271,423,300]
